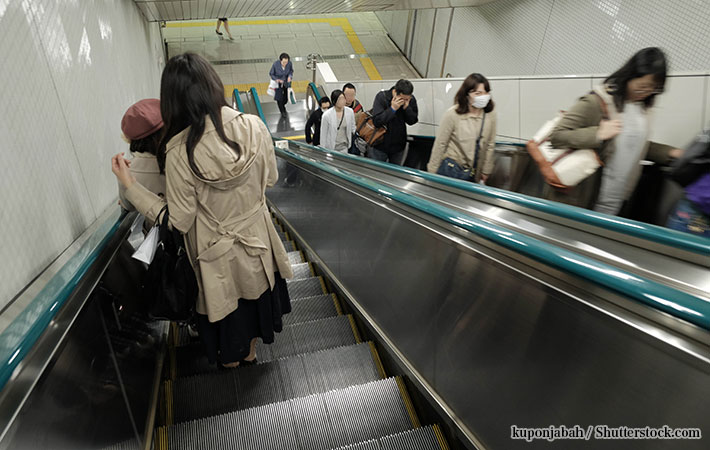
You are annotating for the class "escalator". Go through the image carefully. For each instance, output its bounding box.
[233,83,326,140]
[154,222,451,450]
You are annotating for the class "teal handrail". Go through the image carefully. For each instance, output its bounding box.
[308,82,322,101]
[276,147,710,330]
[232,88,244,113]
[249,87,267,126]
[287,140,710,256]
[0,209,124,391]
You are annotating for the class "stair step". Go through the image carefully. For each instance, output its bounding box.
[283,240,296,252]
[290,262,312,280]
[287,276,327,299]
[164,377,415,450]
[330,425,447,450]
[284,294,339,325]
[176,315,358,377]
[287,250,304,265]
[276,229,288,241]
[173,343,381,423]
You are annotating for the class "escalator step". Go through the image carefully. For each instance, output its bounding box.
[328,426,447,450]
[287,250,304,265]
[166,377,413,450]
[173,343,380,423]
[381,426,446,450]
[284,294,338,325]
[277,229,288,241]
[287,277,327,300]
[176,315,358,377]
[256,315,358,362]
[291,262,312,280]
[283,240,296,252]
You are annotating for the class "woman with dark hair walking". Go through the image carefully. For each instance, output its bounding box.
[269,53,293,116]
[546,47,683,213]
[112,53,293,368]
[427,73,497,184]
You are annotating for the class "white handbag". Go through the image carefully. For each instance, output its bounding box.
[266,79,278,98]
[526,93,610,188]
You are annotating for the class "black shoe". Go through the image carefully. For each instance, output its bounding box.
[215,30,223,36]
[240,358,258,366]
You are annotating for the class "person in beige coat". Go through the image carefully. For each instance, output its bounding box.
[117,99,166,228]
[427,73,497,184]
[547,47,683,213]
[112,53,293,368]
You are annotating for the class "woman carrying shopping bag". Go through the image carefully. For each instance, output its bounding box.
[269,52,293,116]
[112,53,293,368]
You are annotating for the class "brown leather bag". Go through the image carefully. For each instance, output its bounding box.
[355,110,387,146]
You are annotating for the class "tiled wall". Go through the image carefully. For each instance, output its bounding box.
[0,1,164,309]
[377,0,710,77]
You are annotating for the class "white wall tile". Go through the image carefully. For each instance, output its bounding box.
[409,8,435,77]
[705,76,710,129]
[431,80,459,126]
[0,0,163,309]
[648,76,706,148]
[427,8,452,78]
[519,77,593,139]
[490,79,520,141]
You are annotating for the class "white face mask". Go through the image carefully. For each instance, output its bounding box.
[471,94,490,109]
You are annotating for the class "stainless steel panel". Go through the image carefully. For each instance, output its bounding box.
[266,156,710,450]
[285,144,710,299]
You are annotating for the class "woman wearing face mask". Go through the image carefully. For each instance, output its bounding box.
[427,73,496,183]
[546,47,683,213]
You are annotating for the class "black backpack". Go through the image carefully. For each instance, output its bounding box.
[142,207,198,322]
[671,130,710,187]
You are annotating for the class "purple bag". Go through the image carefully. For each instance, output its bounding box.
[686,173,710,215]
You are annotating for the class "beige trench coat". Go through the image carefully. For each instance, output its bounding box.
[427,106,497,183]
[124,107,293,322]
[118,152,165,228]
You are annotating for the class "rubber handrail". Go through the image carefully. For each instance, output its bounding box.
[0,209,124,391]
[286,140,710,256]
[249,87,267,126]
[308,82,322,101]
[275,147,710,330]
[232,88,244,113]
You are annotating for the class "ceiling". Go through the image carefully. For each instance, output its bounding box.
[134,0,496,21]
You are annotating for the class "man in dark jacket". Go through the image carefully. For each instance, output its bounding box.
[370,79,418,164]
[305,96,331,146]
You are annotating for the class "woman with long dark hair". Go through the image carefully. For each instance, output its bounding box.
[427,73,497,183]
[547,47,683,213]
[112,53,293,368]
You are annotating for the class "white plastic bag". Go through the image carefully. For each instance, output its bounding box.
[127,215,146,250]
[132,225,160,265]
[267,79,278,98]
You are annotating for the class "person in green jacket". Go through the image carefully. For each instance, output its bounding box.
[546,47,683,213]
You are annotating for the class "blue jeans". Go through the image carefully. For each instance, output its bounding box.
[666,198,710,237]
[368,146,404,165]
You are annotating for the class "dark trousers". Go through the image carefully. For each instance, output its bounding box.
[368,146,404,165]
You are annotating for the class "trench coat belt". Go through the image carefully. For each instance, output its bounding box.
[195,200,269,263]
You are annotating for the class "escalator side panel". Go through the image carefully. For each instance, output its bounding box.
[266,157,710,450]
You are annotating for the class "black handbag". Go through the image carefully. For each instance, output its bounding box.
[437,113,486,182]
[142,207,198,322]
[671,129,710,187]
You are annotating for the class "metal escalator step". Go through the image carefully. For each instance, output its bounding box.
[330,441,381,450]
[328,426,446,450]
[291,262,312,280]
[176,315,358,377]
[256,315,358,362]
[287,250,304,265]
[276,229,288,241]
[173,343,380,423]
[287,276,326,300]
[167,377,412,450]
[283,240,296,252]
[381,426,445,450]
[284,294,338,325]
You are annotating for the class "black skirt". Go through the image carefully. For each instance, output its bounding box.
[196,273,291,364]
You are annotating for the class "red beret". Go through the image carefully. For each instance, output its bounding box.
[121,98,163,140]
